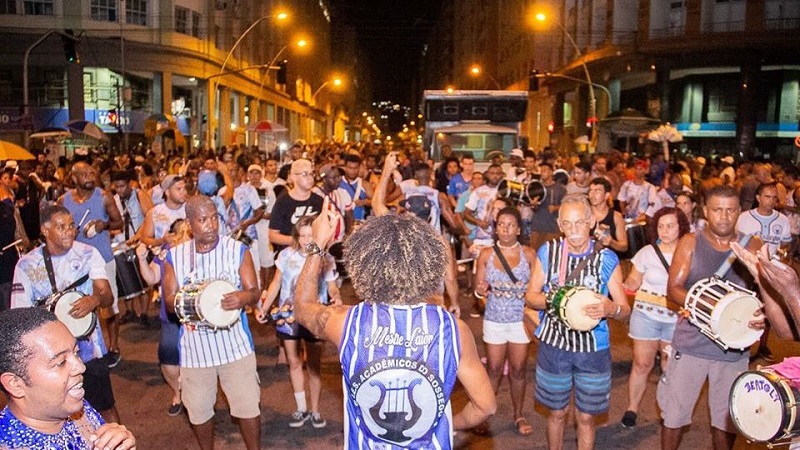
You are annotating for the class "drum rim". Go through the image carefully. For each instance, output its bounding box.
[50,290,97,339]
[554,286,600,331]
[175,280,241,329]
[729,369,797,442]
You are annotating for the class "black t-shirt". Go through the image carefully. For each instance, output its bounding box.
[269,191,324,252]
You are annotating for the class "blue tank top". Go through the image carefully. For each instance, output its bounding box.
[485,246,530,323]
[340,302,460,449]
[64,188,113,262]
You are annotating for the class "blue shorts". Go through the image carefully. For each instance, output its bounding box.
[535,342,611,415]
[628,305,677,342]
[158,319,181,366]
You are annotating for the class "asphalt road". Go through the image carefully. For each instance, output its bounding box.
[89,276,800,450]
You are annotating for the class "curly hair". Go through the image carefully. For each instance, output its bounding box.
[492,206,526,243]
[0,308,59,394]
[343,214,448,305]
[648,207,691,244]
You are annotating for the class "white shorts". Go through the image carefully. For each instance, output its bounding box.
[483,319,531,345]
[255,221,274,268]
[248,242,261,288]
[100,259,119,318]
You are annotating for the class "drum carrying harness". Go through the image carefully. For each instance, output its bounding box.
[35,246,89,306]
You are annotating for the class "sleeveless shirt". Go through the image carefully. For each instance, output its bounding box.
[340,302,460,449]
[485,246,530,323]
[63,188,113,262]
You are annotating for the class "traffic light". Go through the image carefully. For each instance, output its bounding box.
[61,29,80,64]
[529,69,540,92]
[276,60,288,84]
[547,121,554,133]
[107,109,118,126]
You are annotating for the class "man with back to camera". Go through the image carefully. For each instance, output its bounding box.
[11,205,122,424]
[0,307,136,449]
[293,203,496,449]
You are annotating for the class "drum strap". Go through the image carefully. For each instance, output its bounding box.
[493,245,519,284]
[39,246,89,302]
[652,244,670,272]
[561,241,601,286]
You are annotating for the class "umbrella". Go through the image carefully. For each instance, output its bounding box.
[648,123,683,162]
[30,127,71,140]
[146,113,171,123]
[598,108,661,137]
[0,140,35,160]
[66,120,108,141]
[250,120,288,133]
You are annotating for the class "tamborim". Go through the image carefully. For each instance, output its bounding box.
[497,179,546,206]
[47,291,97,339]
[730,367,800,443]
[230,229,253,247]
[550,286,601,331]
[175,279,241,330]
[684,277,763,350]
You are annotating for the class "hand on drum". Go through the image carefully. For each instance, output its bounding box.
[89,422,136,450]
[83,219,104,238]
[135,243,148,260]
[582,293,613,320]
[69,295,100,319]
[732,241,800,301]
[220,291,251,311]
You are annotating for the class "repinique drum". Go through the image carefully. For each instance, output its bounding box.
[684,277,763,350]
[175,279,240,330]
[113,246,147,300]
[497,179,546,206]
[550,286,601,331]
[730,368,800,443]
[230,229,253,247]
[47,291,97,339]
[622,221,647,259]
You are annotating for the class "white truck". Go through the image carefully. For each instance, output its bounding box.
[423,90,529,168]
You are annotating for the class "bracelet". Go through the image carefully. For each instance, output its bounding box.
[612,304,622,317]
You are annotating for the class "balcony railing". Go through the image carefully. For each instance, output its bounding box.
[701,20,745,33]
[649,26,685,40]
[765,17,800,30]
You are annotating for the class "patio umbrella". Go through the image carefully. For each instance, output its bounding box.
[598,108,661,151]
[250,120,288,133]
[648,123,683,162]
[66,120,108,141]
[0,140,35,160]
[29,127,71,140]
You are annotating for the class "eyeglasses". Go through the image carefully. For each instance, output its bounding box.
[291,171,314,178]
[559,219,591,230]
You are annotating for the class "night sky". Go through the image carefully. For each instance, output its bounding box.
[332,0,443,104]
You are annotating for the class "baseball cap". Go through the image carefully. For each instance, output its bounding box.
[695,156,707,166]
[720,156,734,164]
[247,164,264,174]
[161,174,182,191]
[510,148,524,159]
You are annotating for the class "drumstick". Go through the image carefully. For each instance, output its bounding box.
[77,209,90,228]
[715,234,752,278]
[1,239,22,252]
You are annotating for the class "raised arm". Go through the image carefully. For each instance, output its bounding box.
[371,153,399,217]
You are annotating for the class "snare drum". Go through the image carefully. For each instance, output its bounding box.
[684,277,763,350]
[175,279,241,330]
[113,246,147,300]
[497,179,547,206]
[550,286,601,331]
[622,221,647,259]
[47,291,97,339]
[730,368,800,443]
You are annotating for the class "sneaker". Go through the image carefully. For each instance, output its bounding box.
[167,403,183,417]
[105,350,121,368]
[621,410,637,429]
[310,412,327,428]
[289,411,310,428]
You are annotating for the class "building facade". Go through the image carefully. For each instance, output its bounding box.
[0,0,355,153]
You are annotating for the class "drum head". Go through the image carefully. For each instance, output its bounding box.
[52,292,96,339]
[526,181,546,203]
[730,371,789,442]
[198,280,240,328]
[713,294,764,349]
[563,288,601,331]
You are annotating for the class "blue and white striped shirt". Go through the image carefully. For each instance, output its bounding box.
[340,302,460,449]
[168,236,254,368]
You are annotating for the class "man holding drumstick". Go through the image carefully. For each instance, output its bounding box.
[660,184,765,450]
[526,194,629,450]
[162,195,261,450]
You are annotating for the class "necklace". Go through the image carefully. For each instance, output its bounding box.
[497,241,520,250]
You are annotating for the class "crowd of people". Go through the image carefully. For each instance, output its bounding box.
[0,139,799,450]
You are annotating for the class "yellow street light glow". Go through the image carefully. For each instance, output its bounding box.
[296,39,307,47]
[333,78,342,86]
[276,12,288,21]
[535,12,546,22]
[446,86,454,93]
[470,65,481,76]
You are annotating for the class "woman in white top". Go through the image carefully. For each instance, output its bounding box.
[620,207,691,428]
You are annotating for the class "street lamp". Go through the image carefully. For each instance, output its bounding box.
[535,12,598,147]
[311,77,343,104]
[468,64,502,89]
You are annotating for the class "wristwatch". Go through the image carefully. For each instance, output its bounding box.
[305,242,326,257]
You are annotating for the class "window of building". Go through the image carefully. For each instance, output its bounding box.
[0,0,16,14]
[23,0,53,15]
[126,0,147,26]
[175,6,188,34]
[91,0,116,22]
[191,11,201,37]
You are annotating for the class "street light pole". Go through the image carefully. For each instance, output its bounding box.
[311,78,342,104]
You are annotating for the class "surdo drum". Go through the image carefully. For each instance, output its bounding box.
[549,286,602,331]
[730,366,800,444]
[497,179,546,206]
[175,279,241,330]
[46,291,97,339]
[684,277,763,351]
[113,244,148,300]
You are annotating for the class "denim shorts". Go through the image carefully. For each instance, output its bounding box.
[535,342,611,414]
[628,304,677,342]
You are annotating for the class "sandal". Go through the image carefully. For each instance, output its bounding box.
[515,417,533,436]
